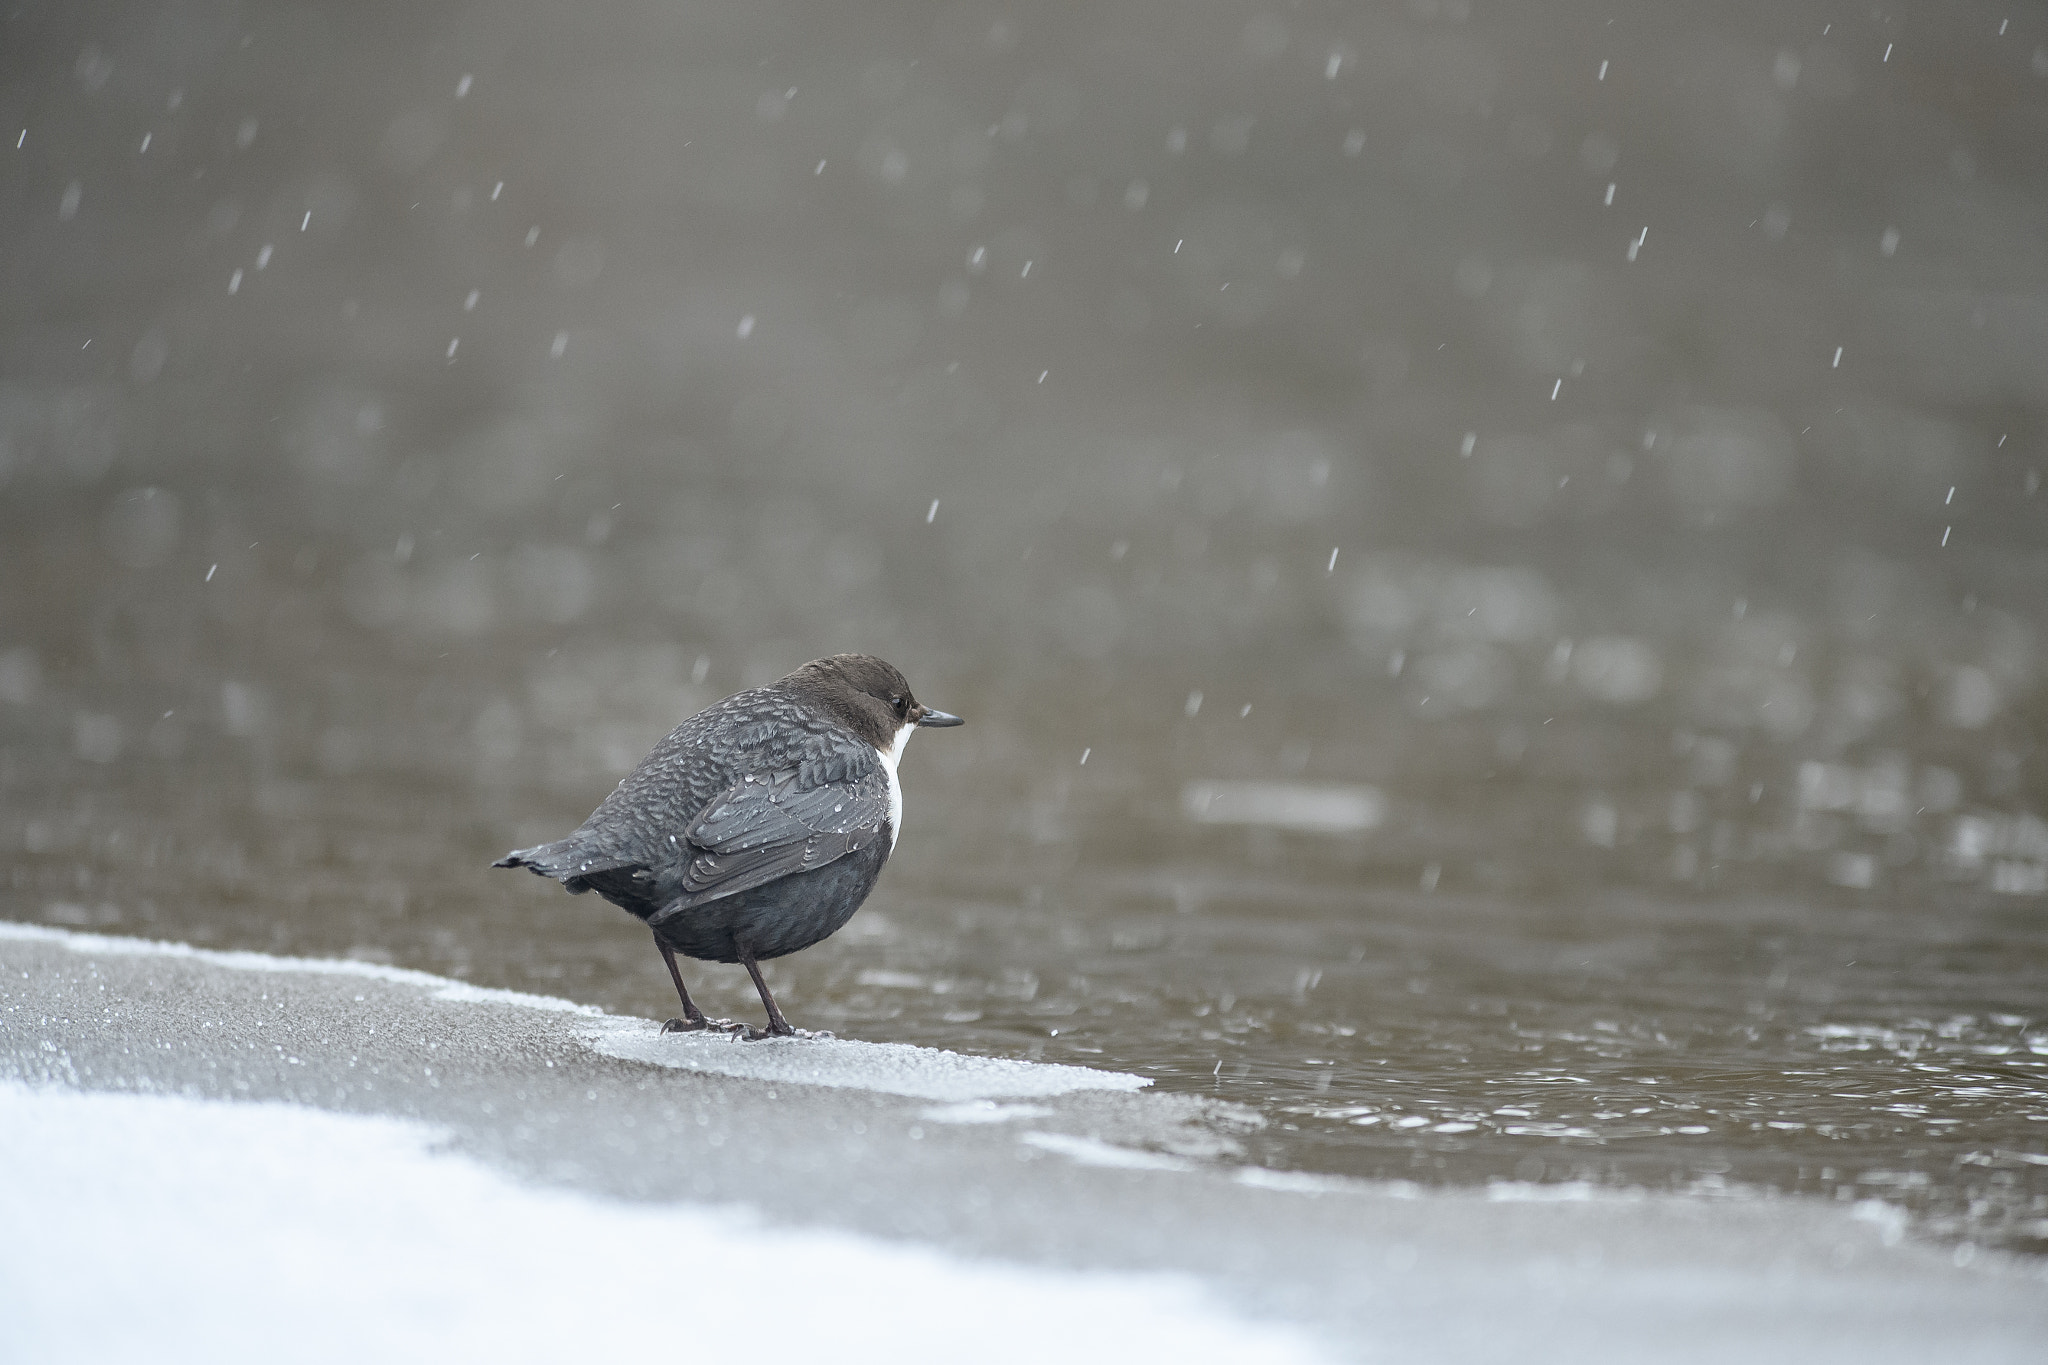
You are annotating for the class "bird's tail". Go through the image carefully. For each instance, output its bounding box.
[492,838,623,892]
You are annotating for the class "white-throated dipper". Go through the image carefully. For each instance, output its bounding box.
[494,654,962,1039]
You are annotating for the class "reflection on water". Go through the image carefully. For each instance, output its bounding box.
[3,0,2045,1256]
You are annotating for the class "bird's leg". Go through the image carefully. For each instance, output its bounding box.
[736,950,836,1040]
[656,937,739,1034]
[739,952,799,1038]
[657,938,708,1026]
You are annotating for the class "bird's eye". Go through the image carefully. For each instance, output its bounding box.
[892,696,907,715]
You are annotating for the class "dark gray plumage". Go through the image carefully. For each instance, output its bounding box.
[495,653,962,1037]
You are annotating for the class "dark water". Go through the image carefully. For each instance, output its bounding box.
[4,0,2046,1253]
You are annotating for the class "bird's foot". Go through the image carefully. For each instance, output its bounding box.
[737,1024,834,1042]
[661,1015,746,1036]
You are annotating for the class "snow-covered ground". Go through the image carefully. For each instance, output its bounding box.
[0,1084,1322,1365]
[3,921,2044,1364]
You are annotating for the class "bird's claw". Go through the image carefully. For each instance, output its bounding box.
[661,1016,745,1036]
[736,1024,834,1042]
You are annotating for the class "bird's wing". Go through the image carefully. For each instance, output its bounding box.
[661,764,892,910]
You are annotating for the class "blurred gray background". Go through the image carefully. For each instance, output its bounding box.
[3,0,2046,1249]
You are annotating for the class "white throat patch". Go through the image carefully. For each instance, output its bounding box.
[876,722,916,850]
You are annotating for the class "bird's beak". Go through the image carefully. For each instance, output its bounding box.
[916,706,964,727]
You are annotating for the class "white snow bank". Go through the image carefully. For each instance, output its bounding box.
[583,1016,1151,1100]
[0,1083,1326,1365]
[920,1100,1056,1124]
[1020,1131,1196,1171]
[0,921,600,1015]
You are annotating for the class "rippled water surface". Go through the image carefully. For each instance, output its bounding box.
[4,0,2046,1255]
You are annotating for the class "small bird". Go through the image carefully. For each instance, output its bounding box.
[495,654,962,1038]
